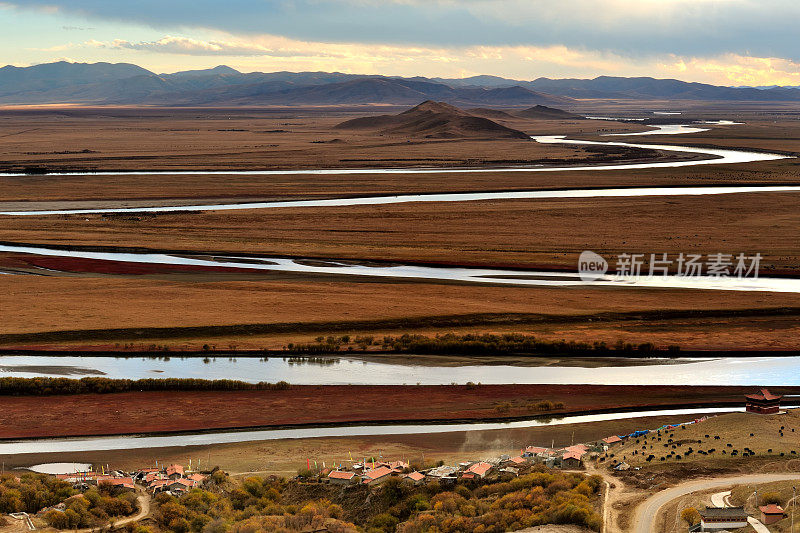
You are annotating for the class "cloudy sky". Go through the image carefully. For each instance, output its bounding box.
[2,0,799,85]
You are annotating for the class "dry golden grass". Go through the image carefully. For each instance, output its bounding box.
[3,273,800,350]
[3,107,800,350]
[607,410,800,469]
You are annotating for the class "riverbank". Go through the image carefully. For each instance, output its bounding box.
[0,384,794,440]
[0,412,715,475]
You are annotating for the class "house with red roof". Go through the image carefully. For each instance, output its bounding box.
[361,466,393,485]
[561,451,585,469]
[523,446,552,457]
[385,461,409,473]
[148,479,170,493]
[328,471,357,485]
[403,472,425,485]
[759,504,785,525]
[746,388,782,414]
[562,444,589,454]
[503,456,526,466]
[165,464,185,479]
[99,477,136,492]
[602,436,622,446]
[166,478,197,494]
[465,462,493,479]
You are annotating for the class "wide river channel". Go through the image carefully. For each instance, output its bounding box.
[2,354,799,386]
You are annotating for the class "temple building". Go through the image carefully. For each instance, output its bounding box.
[745,388,782,414]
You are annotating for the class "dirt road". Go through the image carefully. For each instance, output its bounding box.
[76,488,150,533]
[633,473,800,533]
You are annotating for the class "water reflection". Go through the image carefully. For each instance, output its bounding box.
[2,355,800,386]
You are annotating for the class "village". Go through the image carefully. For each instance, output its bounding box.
[54,464,209,497]
[1,388,797,532]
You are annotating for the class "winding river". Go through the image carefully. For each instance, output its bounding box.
[3,242,800,292]
[0,122,795,455]
[0,125,791,217]
[0,129,788,185]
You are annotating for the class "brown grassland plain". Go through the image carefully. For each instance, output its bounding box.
[1,105,800,350]
[0,384,786,440]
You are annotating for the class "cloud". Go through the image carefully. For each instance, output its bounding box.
[658,54,800,87]
[86,36,332,57]
[68,33,800,86]
[5,0,800,61]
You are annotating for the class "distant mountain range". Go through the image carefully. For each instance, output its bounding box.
[2,61,800,106]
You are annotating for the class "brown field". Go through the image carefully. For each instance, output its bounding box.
[2,105,800,350]
[0,384,788,440]
[0,106,638,176]
[3,272,800,350]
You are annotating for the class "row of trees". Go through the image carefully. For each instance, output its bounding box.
[0,377,290,396]
[285,332,680,356]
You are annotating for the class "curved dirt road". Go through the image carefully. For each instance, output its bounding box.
[76,488,150,533]
[633,473,800,533]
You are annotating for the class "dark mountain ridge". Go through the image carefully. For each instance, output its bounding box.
[1,61,799,105]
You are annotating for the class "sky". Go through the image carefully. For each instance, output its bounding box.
[1,0,799,86]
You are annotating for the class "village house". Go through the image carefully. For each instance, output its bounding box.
[166,478,197,494]
[144,472,166,484]
[523,446,551,458]
[188,473,208,484]
[361,466,393,485]
[99,477,136,492]
[499,467,519,476]
[464,462,493,479]
[384,461,409,473]
[602,435,622,447]
[745,388,782,414]
[403,472,425,485]
[426,465,458,478]
[694,507,748,531]
[759,504,785,525]
[149,479,170,493]
[166,464,185,480]
[327,471,358,485]
[561,451,585,469]
[502,456,526,467]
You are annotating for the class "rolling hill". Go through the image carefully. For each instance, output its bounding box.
[335,100,532,139]
[515,105,583,119]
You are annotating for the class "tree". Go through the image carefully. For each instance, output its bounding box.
[45,511,70,529]
[761,491,783,506]
[681,507,700,526]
